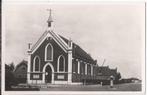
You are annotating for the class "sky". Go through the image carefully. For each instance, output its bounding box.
[4,2,145,79]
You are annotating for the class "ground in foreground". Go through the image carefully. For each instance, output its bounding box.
[39,83,141,91]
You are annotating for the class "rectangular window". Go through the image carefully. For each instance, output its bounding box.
[33,74,39,79]
[57,75,64,79]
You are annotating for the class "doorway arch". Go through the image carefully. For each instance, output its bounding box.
[43,63,54,84]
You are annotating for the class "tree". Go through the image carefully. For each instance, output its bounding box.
[116,72,121,80]
[9,62,15,71]
[5,64,18,90]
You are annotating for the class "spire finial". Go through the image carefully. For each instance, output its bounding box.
[47,9,53,27]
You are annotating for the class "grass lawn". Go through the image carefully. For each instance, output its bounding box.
[6,82,141,91]
[39,83,141,91]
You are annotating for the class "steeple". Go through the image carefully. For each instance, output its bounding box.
[47,9,53,28]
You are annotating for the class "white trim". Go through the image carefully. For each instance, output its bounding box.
[73,72,76,73]
[31,31,68,54]
[48,30,69,50]
[54,81,68,84]
[50,30,69,50]
[33,55,40,72]
[54,81,82,85]
[42,63,54,84]
[57,55,65,72]
[27,53,31,84]
[70,82,83,85]
[54,72,68,73]
[45,43,53,61]
[31,31,48,53]
[85,63,87,75]
[29,80,44,84]
[91,64,93,76]
[78,61,80,74]
[67,51,72,83]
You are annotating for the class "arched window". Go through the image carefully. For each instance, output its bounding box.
[33,56,40,72]
[57,55,65,72]
[45,43,53,61]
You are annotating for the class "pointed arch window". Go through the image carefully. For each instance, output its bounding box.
[45,43,53,61]
[33,56,40,72]
[57,55,65,72]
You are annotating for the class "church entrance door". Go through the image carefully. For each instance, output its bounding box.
[45,65,52,83]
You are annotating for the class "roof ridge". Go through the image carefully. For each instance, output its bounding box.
[59,35,94,61]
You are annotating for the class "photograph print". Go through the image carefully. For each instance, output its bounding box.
[2,1,145,94]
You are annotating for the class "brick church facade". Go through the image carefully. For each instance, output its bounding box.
[27,10,99,85]
[27,10,119,85]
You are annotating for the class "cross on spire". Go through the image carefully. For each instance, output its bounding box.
[47,9,53,27]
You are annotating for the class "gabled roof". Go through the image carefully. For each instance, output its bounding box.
[31,30,48,52]
[60,35,95,62]
[30,30,69,53]
[30,29,95,62]
[14,60,27,72]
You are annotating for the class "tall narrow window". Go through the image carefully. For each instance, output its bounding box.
[83,63,85,75]
[80,62,83,74]
[33,56,40,72]
[73,60,76,73]
[57,55,65,72]
[80,61,85,75]
[88,64,91,75]
[91,65,93,76]
[45,43,53,61]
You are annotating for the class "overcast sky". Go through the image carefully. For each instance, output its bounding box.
[4,2,145,79]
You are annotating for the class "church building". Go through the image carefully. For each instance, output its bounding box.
[27,10,98,85]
